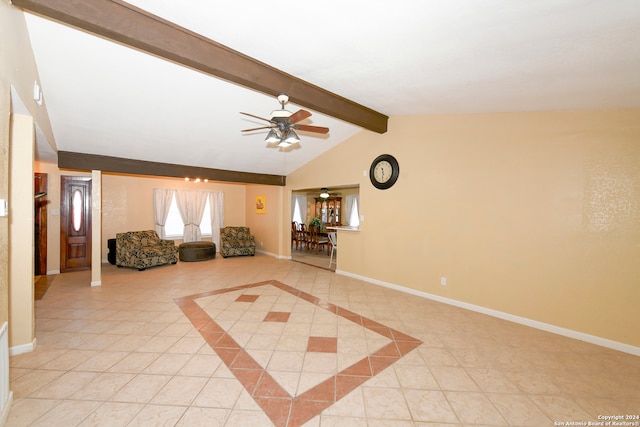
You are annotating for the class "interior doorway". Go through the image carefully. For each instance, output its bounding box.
[60,176,92,272]
[34,173,48,275]
[291,185,359,270]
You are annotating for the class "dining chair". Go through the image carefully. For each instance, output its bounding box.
[309,226,329,254]
[299,223,308,251]
[291,221,299,250]
[328,232,337,267]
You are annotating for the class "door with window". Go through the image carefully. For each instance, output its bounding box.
[60,176,92,272]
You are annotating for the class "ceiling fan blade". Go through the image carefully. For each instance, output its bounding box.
[296,124,330,134]
[287,109,312,124]
[240,112,273,123]
[241,126,275,132]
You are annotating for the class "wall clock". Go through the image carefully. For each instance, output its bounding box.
[369,154,399,189]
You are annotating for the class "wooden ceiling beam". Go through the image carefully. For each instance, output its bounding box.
[12,0,388,133]
[58,151,286,186]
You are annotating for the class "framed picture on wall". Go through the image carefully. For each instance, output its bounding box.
[256,196,266,214]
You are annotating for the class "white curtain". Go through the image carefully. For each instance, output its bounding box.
[292,195,306,225]
[153,188,175,238]
[345,195,360,227]
[209,191,224,249]
[176,190,209,242]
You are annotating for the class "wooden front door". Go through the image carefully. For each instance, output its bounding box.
[60,176,91,272]
[34,173,48,275]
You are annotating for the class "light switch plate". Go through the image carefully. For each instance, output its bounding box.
[0,199,7,217]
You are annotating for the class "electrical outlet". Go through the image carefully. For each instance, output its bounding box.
[440,277,447,286]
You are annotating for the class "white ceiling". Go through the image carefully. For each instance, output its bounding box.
[24,0,640,176]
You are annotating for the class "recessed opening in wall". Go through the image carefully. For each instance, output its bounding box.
[291,185,359,270]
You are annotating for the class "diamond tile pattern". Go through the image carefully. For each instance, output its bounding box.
[263,311,291,323]
[174,280,422,427]
[307,337,337,353]
[235,294,260,303]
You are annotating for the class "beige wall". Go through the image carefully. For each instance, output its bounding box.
[0,64,8,327]
[288,110,640,348]
[9,115,35,348]
[245,184,284,257]
[27,168,289,269]
[100,173,249,257]
[31,165,253,268]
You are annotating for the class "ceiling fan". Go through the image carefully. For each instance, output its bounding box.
[241,94,329,147]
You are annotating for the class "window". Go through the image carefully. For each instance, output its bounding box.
[292,197,304,224]
[72,189,83,231]
[344,194,360,228]
[201,198,212,235]
[348,197,360,228]
[165,194,211,238]
[291,196,307,224]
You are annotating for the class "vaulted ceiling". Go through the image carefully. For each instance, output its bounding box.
[16,0,640,182]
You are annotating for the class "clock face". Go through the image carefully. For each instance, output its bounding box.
[369,154,399,189]
[374,161,392,183]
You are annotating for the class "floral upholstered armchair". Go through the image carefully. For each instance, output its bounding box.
[219,226,256,258]
[116,230,179,271]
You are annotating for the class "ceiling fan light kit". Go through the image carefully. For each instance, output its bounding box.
[319,188,330,198]
[284,130,300,144]
[265,129,280,143]
[241,94,329,149]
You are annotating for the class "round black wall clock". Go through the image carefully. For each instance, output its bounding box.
[369,154,399,189]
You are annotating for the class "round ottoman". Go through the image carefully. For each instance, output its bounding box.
[179,241,216,262]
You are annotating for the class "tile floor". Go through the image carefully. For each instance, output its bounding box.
[291,248,335,272]
[7,254,640,426]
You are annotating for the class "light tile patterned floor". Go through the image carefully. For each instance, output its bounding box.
[291,249,334,271]
[8,254,640,426]
[175,280,421,426]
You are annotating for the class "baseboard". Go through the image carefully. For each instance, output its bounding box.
[255,249,279,258]
[256,249,291,259]
[9,338,36,356]
[254,249,289,260]
[0,391,13,427]
[337,269,640,357]
[91,280,101,287]
[46,269,60,275]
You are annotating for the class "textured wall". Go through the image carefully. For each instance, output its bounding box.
[288,109,640,348]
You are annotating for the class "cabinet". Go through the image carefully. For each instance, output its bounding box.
[315,197,341,226]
